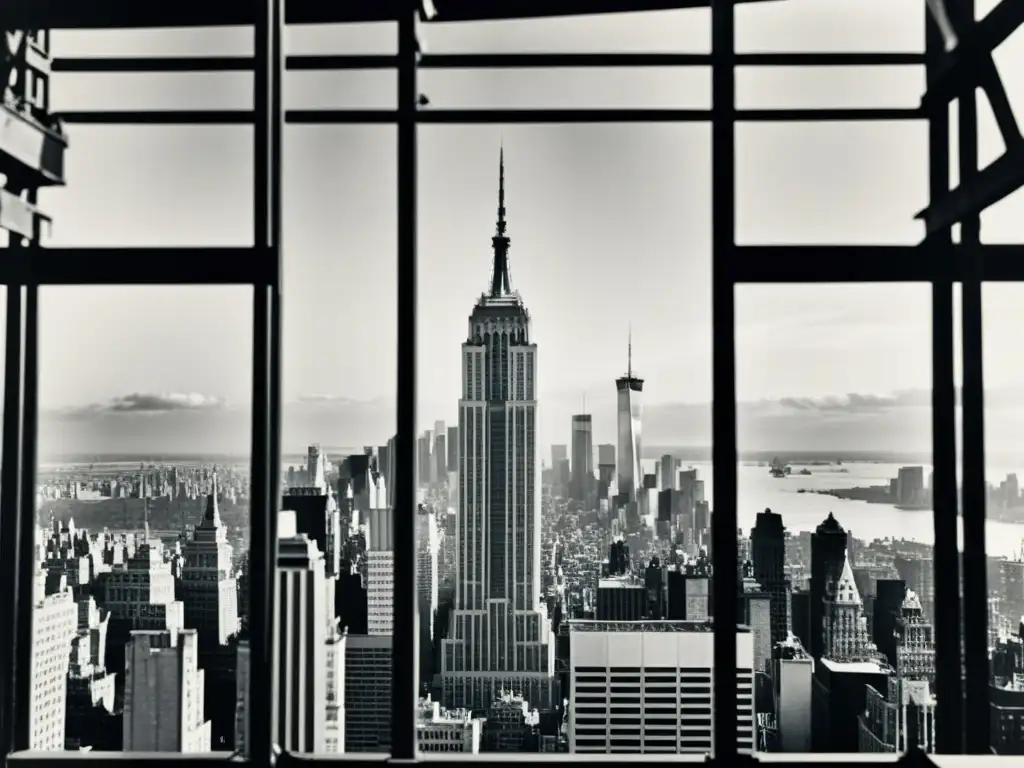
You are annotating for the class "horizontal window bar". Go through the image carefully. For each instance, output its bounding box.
[732,243,1024,283]
[3,0,788,30]
[51,51,925,74]
[739,107,923,121]
[0,247,274,285]
[54,110,254,124]
[54,107,927,125]
[288,109,400,124]
[8,753,239,766]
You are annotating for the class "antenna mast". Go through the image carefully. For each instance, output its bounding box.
[628,324,633,378]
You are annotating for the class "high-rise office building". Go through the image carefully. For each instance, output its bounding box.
[441,149,555,710]
[659,454,677,491]
[123,629,212,752]
[272,511,329,753]
[418,432,433,487]
[751,508,790,645]
[367,506,395,636]
[810,513,848,660]
[181,473,239,647]
[345,634,393,752]
[615,331,644,505]
[552,445,568,469]
[568,621,756,754]
[30,572,78,750]
[570,413,594,504]
[417,506,439,685]
[447,425,459,472]
[234,640,251,758]
[432,421,447,485]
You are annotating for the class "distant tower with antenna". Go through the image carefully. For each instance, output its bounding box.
[615,325,644,504]
[570,390,594,505]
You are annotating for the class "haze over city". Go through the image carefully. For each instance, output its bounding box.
[14,1,1022,459]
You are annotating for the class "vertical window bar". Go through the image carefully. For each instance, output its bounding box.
[711,0,738,761]
[250,0,284,763]
[393,2,419,760]
[15,273,39,752]
[0,281,24,759]
[954,0,989,753]
[927,2,965,754]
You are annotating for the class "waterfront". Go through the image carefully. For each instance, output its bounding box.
[649,460,1024,559]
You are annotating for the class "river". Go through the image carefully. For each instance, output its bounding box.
[644,460,1024,559]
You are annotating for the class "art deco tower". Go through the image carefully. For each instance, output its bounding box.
[440,148,555,710]
[615,330,644,504]
[182,471,239,647]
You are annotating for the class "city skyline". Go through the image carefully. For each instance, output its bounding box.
[20,2,1024,458]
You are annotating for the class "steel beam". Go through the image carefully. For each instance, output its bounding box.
[0,188,49,243]
[0,284,25,760]
[711,0,738,761]
[0,247,274,284]
[733,243,1024,283]
[915,144,1024,233]
[392,2,419,761]
[925,0,963,754]
[5,0,781,30]
[248,0,284,764]
[52,51,925,74]
[924,0,1024,106]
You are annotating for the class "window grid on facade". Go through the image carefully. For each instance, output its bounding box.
[0,0,1018,765]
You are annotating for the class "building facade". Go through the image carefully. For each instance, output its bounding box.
[615,333,643,506]
[441,149,555,710]
[568,620,756,754]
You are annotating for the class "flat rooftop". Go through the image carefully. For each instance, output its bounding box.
[820,658,891,675]
[568,620,752,634]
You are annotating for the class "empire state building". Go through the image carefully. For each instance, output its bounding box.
[440,149,555,710]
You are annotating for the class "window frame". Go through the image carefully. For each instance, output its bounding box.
[0,0,1021,764]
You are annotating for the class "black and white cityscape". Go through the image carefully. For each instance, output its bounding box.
[26,147,1024,756]
[7,0,1024,759]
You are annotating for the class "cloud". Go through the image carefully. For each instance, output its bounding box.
[54,392,227,418]
[775,391,916,414]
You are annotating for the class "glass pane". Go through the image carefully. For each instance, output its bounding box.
[36,286,253,753]
[736,0,923,54]
[417,123,712,756]
[36,126,253,248]
[736,66,924,111]
[982,284,1024,755]
[736,122,928,246]
[736,283,935,755]
[418,9,709,54]
[418,68,709,111]
[276,125,396,757]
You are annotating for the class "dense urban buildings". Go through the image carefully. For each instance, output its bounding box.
[23,149,1024,758]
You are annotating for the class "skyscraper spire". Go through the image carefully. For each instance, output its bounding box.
[490,144,512,297]
[628,323,633,378]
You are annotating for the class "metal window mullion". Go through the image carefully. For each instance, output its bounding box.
[392,2,418,761]
[711,0,738,762]
[0,278,25,760]
[14,275,38,752]
[926,1,964,755]
[953,0,989,754]
[250,0,284,764]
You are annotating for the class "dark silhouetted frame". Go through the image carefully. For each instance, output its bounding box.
[2,0,1022,765]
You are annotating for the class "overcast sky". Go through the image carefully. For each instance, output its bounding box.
[20,0,1024,457]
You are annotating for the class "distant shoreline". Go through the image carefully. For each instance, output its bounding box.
[36,447,1023,469]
